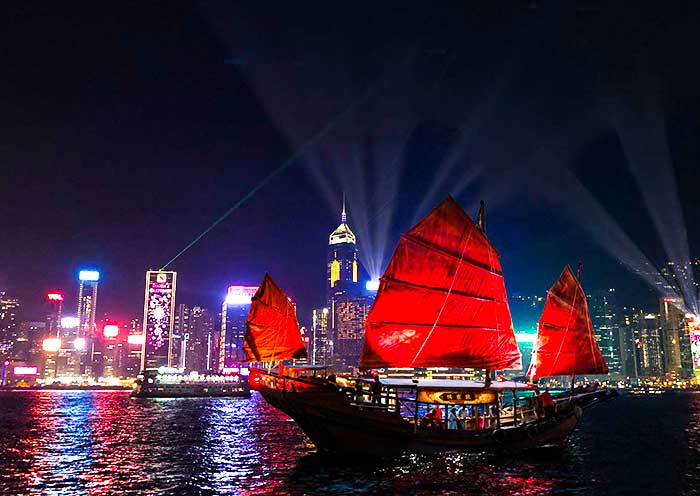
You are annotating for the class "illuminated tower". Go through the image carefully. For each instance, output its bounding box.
[219,285,258,371]
[77,270,100,340]
[327,196,359,300]
[77,270,99,376]
[141,271,177,370]
[325,196,367,371]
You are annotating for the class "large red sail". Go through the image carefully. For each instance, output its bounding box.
[244,273,307,362]
[526,266,608,380]
[360,196,522,370]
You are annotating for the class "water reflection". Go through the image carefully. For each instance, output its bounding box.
[0,391,698,495]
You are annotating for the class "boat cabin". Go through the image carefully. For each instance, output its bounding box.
[352,378,539,431]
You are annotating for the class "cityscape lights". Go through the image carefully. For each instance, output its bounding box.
[13,366,38,375]
[47,292,64,301]
[78,270,100,281]
[74,337,87,351]
[103,324,119,338]
[365,280,380,291]
[42,338,62,352]
[61,316,80,328]
[127,334,145,345]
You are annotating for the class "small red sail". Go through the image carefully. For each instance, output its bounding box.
[244,273,307,362]
[526,266,609,380]
[360,196,522,370]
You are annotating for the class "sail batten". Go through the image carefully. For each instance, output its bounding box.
[360,196,522,370]
[526,265,608,380]
[244,273,307,363]
[402,234,504,277]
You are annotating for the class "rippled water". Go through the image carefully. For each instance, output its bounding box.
[0,390,699,495]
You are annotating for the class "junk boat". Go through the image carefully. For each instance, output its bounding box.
[246,197,615,454]
[131,367,251,398]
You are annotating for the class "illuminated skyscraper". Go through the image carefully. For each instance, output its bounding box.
[660,297,694,379]
[185,306,216,372]
[327,197,359,300]
[141,271,177,370]
[0,291,20,358]
[311,307,330,365]
[588,289,622,376]
[77,270,99,340]
[325,198,369,371]
[173,304,190,369]
[332,296,369,370]
[219,285,257,370]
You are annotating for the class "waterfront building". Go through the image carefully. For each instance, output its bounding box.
[173,303,190,369]
[331,296,369,371]
[325,198,369,371]
[659,297,694,379]
[219,286,257,370]
[621,310,664,379]
[588,289,622,376]
[76,270,100,376]
[311,307,330,365]
[0,291,20,358]
[141,271,177,370]
[124,319,143,378]
[185,306,216,372]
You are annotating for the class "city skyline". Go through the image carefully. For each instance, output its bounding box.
[2,3,700,325]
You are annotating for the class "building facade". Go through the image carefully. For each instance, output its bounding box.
[219,286,257,370]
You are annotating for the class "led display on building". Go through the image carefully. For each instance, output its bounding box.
[141,271,177,369]
[689,319,700,376]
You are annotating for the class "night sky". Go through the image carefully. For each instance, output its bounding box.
[2,2,699,326]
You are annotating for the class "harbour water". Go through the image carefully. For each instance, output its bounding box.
[1,390,699,495]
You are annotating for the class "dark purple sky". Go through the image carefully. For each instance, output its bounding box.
[1,2,699,326]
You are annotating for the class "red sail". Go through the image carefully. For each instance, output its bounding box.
[526,266,609,380]
[244,273,307,362]
[360,196,522,370]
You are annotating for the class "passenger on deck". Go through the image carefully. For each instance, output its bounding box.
[421,407,438,427]
[370,376,382,405]
[541,388,555,417]
[447,406,459,430]
[475,407,484,430]
[354,380,364,402]
[456,405,467,430]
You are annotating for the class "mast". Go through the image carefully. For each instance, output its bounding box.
[479,199,491,386]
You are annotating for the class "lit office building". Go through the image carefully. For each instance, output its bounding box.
[311,307,330,365]
[0,291,20,358]
[588,289,622,376]
[219,286,258,370]
[76,270,100,376]
[185,307,216,372]
[141,271,177,370]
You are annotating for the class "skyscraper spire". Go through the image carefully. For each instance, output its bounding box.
[341,192,347,224]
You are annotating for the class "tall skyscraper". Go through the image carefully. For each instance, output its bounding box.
[141,271,177,370]
[621,310,664,379]
[219,285,257,371]
[588,289,622,376]
[0,291,20,358]
[327,198,359,301]
[325,198,370,371]
[76,270,100,376]
[173,304,191,369]
[311,307,330,365]
[77,270,99,339]
[185,306,216,372]
[660,297,694,379]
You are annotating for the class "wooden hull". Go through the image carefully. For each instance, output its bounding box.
[257,382,601,456]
